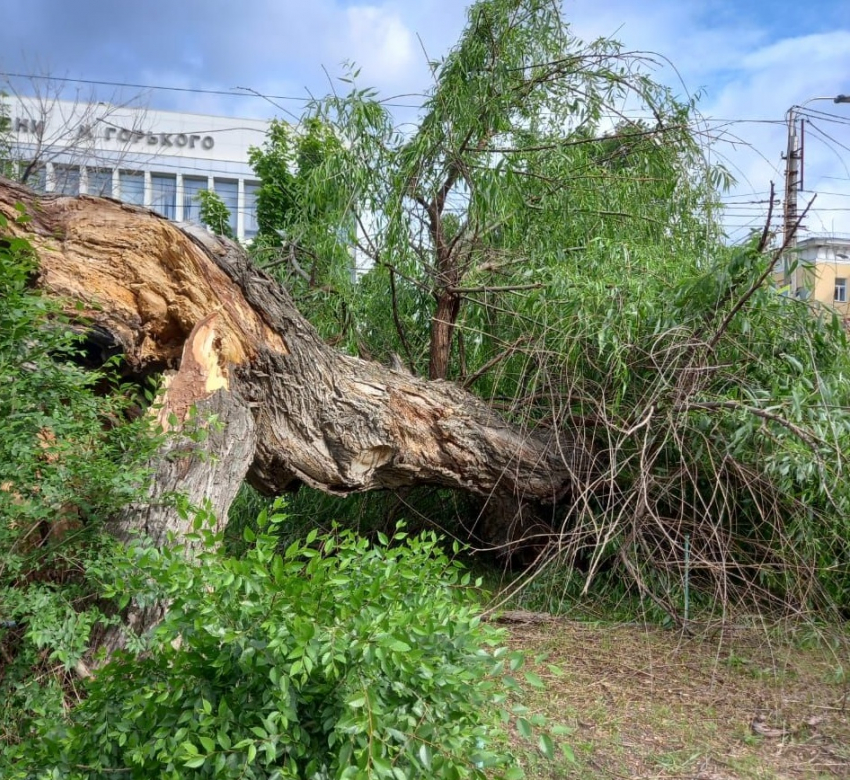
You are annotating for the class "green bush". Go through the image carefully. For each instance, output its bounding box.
[0,208,157,752]
[15,506,546,779]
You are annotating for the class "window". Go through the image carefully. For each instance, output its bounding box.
[22,163,46,192]
[151,173,176,220]
[119,171,145,206]
[213,178,238,237]
[53,165,80,195]
[182,177,208,224]
[244,182,260,239]
[87,168,112,197]
[835,278,847,303]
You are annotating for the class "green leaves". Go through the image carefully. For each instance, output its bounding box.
[13,514,559,778]
[247,114,364,351]
[0,210,158,756]
[196,189,235,239]
[538,733,555,760]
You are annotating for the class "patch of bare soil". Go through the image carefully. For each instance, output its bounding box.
[506,618,849,779]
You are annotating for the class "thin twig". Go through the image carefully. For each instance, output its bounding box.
[388,268,415,373]
[675,400,823,451]
[756,180,776,253]
[462,337,528,388]
[708,194,814,350]
[448,283,543,294]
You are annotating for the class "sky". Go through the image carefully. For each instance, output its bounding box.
[1,0,849,240]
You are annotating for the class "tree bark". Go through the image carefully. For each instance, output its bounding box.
[429,291,461,380]
[1,178,595,634]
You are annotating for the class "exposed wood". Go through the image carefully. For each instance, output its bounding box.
[0,178,598,626]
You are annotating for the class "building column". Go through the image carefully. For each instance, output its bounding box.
[143,170,152,208]
[175,173,185,223]
[237,178,245,241]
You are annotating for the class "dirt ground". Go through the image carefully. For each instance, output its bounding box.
[504,616,850,779]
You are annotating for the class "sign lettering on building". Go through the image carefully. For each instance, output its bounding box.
[11,118,215,151]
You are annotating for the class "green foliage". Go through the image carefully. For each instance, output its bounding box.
[225,482,481,560]
[238,0,850,615]
[248,119,299,239]
[248,117,358,343]
[197,190,235,240]
[0,92,14,177]
[500,233,850,616]
[0,209,157,751]
[11,507,552,779]
[245,0,725,374]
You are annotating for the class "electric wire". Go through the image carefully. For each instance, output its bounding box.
[0,71,426,109]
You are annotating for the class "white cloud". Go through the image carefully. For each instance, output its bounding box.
[741,30,850,70]
[697,29,850,239]
[3,0,849,238]
[344,5,417,87]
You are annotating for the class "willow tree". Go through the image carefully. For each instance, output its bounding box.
[247,0,720,378]
[233,0,850,615]
[5,0,850,646]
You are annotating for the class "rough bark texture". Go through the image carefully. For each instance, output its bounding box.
[1,177,594,562]
[429,291,461,381]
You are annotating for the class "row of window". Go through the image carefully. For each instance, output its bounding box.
[22,163,261,240]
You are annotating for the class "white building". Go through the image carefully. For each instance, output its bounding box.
[2,96,271,241]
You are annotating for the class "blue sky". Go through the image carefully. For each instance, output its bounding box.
[1,0,849,238]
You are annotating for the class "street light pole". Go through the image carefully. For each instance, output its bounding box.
[783,94,850,293]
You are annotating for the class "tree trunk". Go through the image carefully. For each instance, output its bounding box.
[1,178,595,638]
[429,291,461,380]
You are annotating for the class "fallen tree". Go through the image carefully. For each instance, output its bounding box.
[6,153,850,653]
[0,177,593,561]
[6,166,850,638]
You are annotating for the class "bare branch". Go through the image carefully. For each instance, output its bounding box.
[675,400,823,452]
[462,336,528,389]
[448,283,543,294]
[388,267,416,373]
[707,196,815,351]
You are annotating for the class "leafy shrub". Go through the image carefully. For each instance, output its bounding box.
[15,506,546,779]
[0,208,157,752]
[224,481,480,561]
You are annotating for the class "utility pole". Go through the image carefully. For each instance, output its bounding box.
[782,94,850,294]
[782,108,800,265]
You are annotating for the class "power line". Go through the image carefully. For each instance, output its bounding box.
[2,73,829,128]
[802,190,850,198]
[807,121,850,157]
[0,71,308,103]
[0,71,425,110]
[800,106,850,126]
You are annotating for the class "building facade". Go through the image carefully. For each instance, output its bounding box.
[785,236,850,317]
[2,96,270,241]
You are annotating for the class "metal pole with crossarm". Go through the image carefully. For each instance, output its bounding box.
[783,94,850,293]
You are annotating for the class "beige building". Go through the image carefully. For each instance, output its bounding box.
[782,236,850,318]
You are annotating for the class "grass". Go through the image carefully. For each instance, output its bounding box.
[500,618,850,779]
